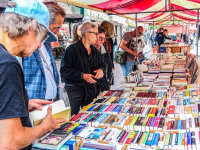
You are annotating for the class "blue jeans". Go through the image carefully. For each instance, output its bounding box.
[120,61,135,77]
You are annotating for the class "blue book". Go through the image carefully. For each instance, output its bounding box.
[132,99,138,105]
[87,105,96,111]
[177,133,182,145]
[64,140,76,150]
[93,114,103,123]
[86,128,100,139]
[187,132,192,145]
[183,99,186,105]
[177,99,180,105]
[119,98,127,104]
[93,128,105,139]
[114,105,123,113]
[150,133,157,146]
[99,105,108,112]
[146,133,154,146]
[183,92,186,97]
[152,133,160,146]
[158,92,163,98]
[113,105,120,112]
[72,124,87,135]
[177,120,182,130]
[186,99,190,105]
[95,113,107,123]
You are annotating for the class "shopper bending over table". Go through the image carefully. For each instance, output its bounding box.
[60,22,105,115]
[119,26,144,81]
[0,0,66,150]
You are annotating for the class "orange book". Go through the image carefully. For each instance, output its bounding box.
[124,116,134,130]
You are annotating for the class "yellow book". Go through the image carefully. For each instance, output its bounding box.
[106,96,117,104]
[67,123,80,132]
[81,104,94,112]
[186,91,190,97]
[139,133,146,145]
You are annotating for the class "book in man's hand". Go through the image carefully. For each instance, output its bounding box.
[38,129,72,150]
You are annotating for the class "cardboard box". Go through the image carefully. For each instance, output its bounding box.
[172,46,181,53]
[29,100,71,126]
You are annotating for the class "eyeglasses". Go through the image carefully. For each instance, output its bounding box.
[98,36,106,41]
[88,31,98,36]
[41,34,49,43]
[139,32,143,35]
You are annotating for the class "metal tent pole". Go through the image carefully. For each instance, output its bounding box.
[197,9,199,56]
[135,13,138,51]
[153,21,155,47]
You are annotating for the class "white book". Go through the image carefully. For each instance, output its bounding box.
[29,100,70,126]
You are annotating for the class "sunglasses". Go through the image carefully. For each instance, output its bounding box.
[139,32,143,35]
[88,31,98,36]
[41,34,49,43]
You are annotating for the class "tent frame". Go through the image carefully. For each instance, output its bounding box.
[109,8,200,55]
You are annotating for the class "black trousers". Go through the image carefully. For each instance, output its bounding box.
[65,86,98,116]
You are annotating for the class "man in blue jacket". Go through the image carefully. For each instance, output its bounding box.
[23,2,66,100]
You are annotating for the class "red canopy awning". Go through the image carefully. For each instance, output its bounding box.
[63,0,200,24]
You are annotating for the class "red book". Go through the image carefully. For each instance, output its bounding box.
[82,113,92,121]
[154,117,161,130]
[151,108,157,115]
[151,99,156,105]
[104,91,111,96]
[148,99,152,105]
[63,124,73,131]
[104,105,112,112]
[119,132,129,143]
[167,121,171,130]
[148,108,153,115]
[168,105,175,114]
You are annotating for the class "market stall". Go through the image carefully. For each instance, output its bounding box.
[31,0,200,149]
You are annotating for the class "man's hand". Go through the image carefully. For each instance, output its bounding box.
[29,99,53,112]
[94,69,104,79]
[83,73,97,84]
[132,52,139,58]
[41,105,66,133]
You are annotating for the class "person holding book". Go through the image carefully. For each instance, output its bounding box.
[0,0,66,149]
[119,26,144,81]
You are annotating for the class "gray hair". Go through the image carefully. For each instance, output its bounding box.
[0,13,47,40]
[44,2,66,24]
[81,22,98,36]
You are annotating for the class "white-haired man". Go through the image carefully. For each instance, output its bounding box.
[0,0,65,149]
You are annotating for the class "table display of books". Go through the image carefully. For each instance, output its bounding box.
[34,53,200,150]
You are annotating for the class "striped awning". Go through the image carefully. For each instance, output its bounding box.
[59,0,200,24]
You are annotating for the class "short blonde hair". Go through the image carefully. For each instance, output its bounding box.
[100,21,114,38]
[81,22,98,37]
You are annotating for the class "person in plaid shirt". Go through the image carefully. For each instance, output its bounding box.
[23,2,66,100]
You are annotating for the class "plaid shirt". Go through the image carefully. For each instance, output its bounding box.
[23,42,59,99]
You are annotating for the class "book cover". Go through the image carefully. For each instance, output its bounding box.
[38,130,72,150]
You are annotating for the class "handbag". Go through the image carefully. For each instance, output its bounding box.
[38,49,70,107]
[114,49,127,65]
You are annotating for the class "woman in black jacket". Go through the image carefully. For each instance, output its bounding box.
[60,22,105,115]
[93,26,113,91]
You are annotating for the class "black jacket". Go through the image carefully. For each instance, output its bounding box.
[98,46,113,91]
[60,39,105,87]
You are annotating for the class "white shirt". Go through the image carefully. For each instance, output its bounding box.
[40,43,57,99]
